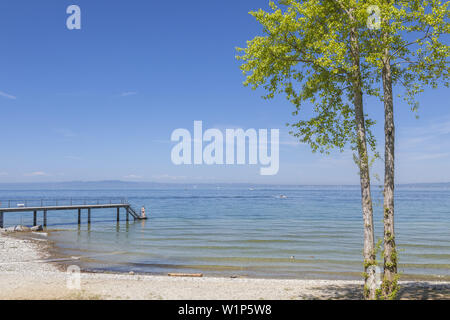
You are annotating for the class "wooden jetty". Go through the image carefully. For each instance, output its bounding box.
[0,198,147,228]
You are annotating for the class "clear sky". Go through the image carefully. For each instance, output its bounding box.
[0,0,449,184]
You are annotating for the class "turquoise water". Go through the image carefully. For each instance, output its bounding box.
[1,185,449,280]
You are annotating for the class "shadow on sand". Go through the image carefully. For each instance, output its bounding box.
[303,282,450,300]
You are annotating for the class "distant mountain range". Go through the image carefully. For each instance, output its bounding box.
[0,180,448,190]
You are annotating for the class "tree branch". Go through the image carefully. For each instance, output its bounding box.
[389,26,432,59]
[330,0,350,16]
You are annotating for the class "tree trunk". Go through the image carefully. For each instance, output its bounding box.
[349,12,376,300]
[381,48,398,299]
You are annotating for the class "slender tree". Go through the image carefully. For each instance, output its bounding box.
[365,0,449,299]
[236,0,379,299]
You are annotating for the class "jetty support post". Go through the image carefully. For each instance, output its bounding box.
[88,208,91,224]
[117,207,120,222]
[78,208,81,225]
[33,211,37,226]
[0,211,3,228]
[126,207,129,222]
[43,210,47,227]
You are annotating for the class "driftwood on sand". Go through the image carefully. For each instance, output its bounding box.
[168,273,203,277]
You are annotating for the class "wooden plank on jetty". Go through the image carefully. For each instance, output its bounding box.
[0,199,147,228]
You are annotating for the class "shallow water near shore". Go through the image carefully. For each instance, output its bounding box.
[1,184,449,280]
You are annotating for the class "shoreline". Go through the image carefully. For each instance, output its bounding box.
[1,232,449,300]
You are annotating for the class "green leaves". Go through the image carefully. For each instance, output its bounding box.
[236,0,449,153]
[236,0,374,153]
[366,0,449,108]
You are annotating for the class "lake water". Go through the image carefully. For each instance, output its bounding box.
[1,184,449,280]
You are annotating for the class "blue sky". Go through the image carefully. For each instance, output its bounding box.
[0,0,449,184]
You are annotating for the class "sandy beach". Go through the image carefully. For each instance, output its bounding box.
[0,232,449,300]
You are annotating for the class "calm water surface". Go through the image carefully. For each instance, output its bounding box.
[1,185,449,280]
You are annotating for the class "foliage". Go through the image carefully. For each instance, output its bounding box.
[236,0,379,156]
[364,0,449,110]
[236,0,449,151]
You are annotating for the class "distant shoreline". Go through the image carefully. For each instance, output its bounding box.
[0,180,449,190]
[1,232,449,300]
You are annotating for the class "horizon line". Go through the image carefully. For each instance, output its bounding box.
[0,180,448,186]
